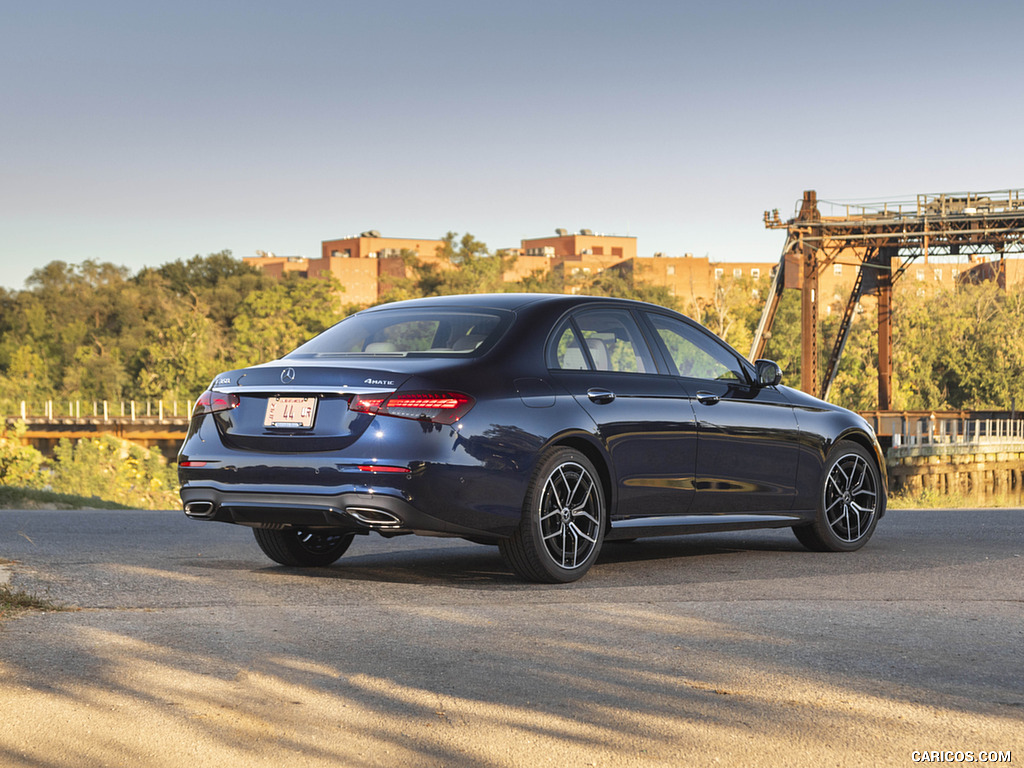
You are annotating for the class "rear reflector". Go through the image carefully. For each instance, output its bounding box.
[350,391,474,425]
[357,464,411,474]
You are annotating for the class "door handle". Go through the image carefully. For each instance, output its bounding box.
[587,388,616,404]
[695,391,720,405]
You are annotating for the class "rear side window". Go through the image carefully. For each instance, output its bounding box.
[288,309,511,358]
[549,309,656,374]
[552,324,588,369]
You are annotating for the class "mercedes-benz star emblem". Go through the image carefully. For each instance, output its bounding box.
[280,367,296,384]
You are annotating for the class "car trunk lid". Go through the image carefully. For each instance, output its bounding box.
[210,364,411,452]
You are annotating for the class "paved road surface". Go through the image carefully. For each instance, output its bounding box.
[1,507,1021,767]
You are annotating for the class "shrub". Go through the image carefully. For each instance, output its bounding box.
[0,422,46,489]
[49,435,179,510]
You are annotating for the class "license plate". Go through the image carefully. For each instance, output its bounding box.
[264,397,317,428]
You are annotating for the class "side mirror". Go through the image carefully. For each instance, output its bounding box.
[754,359,782,387]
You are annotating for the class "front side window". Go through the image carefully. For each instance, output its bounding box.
[646,313,746,383]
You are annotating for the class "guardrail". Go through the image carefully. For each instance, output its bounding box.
[891,417,1024,448]
[13,399,194,422]
[859,410,1024,448]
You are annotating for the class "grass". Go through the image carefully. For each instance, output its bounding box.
[0,557,68,619]
[886,487,1023,509]
[0,486,132,510]
[0,583,66,619]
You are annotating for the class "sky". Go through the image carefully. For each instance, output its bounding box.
[3,0,1024,291]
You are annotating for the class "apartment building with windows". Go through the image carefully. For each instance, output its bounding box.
[242,228,1024,312]
[308,233,448,306]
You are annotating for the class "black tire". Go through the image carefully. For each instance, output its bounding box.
[252,528,354,567]
[793,441,883,552]
[499,447,606,583]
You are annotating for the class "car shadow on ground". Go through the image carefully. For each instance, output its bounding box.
[177,508,1022,591]
[210,526,897,590]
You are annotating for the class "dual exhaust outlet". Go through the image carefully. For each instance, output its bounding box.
[183,501,401,528]
[184,501,215,518]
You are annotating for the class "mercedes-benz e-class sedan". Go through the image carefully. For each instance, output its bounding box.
[178,293,886,582]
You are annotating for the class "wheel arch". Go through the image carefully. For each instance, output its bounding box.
[546,432,616,532]
[836,427,889,506]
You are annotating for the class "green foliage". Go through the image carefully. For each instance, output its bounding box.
[0,584,65,619]
[49,435,179,510]
[762,290,803,384]
[823,312,878,412]
[231,273,346,366]
[2,243,1023,419]
[0,484,131,510]
[577,268,681,311]
[694,275,769,352]
[405,232,516,297]
[0,422,46,489]
[516,266,565,294]
[893,282,1024,410]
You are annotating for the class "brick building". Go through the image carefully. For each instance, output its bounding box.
[242,254,310,278]
[310,233,448,306]
[241,228,1024,311]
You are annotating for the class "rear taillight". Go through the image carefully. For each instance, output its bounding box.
[192,391,240,417]
[350,391,474,425]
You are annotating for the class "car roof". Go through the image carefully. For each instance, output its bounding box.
[358,293,670,313]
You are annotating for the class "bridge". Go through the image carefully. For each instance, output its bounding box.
[755,189,1024,407]
[6,400,192,460]
[865,411,1024,501]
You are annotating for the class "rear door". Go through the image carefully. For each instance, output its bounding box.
[547,307,698,521]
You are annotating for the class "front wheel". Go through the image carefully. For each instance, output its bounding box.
[793,441,883,552]
[499,447,606,583]
[253,528,354,567]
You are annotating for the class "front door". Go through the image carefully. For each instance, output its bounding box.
[641,311,801,515]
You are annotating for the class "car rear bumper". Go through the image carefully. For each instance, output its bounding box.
[180,485,503,541]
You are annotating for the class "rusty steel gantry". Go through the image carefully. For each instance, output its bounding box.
[751,189,1024,408]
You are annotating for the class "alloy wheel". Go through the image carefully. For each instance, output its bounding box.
[823,452,878,543]
[538,461,601,570]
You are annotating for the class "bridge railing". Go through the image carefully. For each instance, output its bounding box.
[11,399,195,423]
[892,418,1024,448]
[859,410,1024,449]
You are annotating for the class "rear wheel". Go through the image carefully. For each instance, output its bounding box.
[253,528,354,567]
[793,441,882,552]
[499,447,606,583]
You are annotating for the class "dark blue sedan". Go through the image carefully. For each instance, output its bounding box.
[178,293,886,582]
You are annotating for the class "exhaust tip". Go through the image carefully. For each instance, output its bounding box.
[345,506,402,528]
[184,501,215,519]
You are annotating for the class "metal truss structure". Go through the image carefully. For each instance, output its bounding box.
[751,189,1024,408]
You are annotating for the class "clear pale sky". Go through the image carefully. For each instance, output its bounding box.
[3,0,1023,291]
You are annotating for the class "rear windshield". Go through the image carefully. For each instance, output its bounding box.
[286,308,512,358]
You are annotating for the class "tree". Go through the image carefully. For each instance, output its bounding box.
[695,274,770,352]
[147,250,270,331]
[0,422,46,489]
[231,274,346,366]
[412,232,515,296]
[579,267,681,311]
[49,435,179,509]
